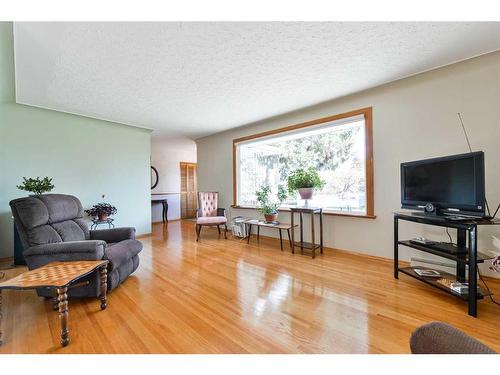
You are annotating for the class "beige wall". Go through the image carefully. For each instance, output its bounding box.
[197,51,500,277]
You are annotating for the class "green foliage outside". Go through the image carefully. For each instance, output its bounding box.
[240,124,365,211]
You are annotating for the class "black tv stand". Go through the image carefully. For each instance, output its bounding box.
[394,211,500,317]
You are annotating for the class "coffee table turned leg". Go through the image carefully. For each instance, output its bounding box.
[57,287,69,347]
[100,266,108,310]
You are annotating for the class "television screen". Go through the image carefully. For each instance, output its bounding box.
[401,152,485,216]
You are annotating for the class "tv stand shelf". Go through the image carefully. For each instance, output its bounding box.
[397,240,491,264]
[394,211,500,317]
[398,267,489,301]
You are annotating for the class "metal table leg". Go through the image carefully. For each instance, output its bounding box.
[247,224,252,244]
[300,212,304,253]
[0,290,3,345]
[468,227,478,317]
[394,216,399,279]
[319,209,324,254]
[456,229,467,282]
[311,212,316,259]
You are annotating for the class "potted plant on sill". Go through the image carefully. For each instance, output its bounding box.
[256,185,287,223]
[85,203,117,221]
[17,176,55,196]
[287,167,326,202]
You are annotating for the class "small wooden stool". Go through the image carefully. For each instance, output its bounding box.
[0,260,109,347]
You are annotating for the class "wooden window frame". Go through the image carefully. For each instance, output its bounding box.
[232,107,375,219]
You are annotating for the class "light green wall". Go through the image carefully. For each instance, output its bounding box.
[0,22,152,259]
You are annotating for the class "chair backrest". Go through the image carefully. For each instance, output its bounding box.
[10,194,89,249]
[198,192,219,217]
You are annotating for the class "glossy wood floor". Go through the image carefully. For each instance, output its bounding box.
[1,220,499,354]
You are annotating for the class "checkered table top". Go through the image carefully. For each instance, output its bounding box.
[0,260,108,290]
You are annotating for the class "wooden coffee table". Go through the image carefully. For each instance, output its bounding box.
[0,260,109,347]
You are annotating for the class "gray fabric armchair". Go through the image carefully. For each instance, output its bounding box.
[410,322,496,354]
[10,194,142,298]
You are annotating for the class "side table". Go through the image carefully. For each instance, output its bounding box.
[90,218,115,230]
[290,207,324,258]
[244,219,298,251]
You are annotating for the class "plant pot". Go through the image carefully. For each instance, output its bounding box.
[298,188,314,200]
[98,214,108,221]
[264,213,278,223]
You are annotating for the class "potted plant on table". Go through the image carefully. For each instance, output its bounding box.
[256,185,287,223]
[17,176,55,195]
[85,203,117,221]
[287,167,326,202]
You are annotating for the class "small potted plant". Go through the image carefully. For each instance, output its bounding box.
[17,176,55,195]
[85,203,117,221]
[256,185,287,223]
[287,167,326,201]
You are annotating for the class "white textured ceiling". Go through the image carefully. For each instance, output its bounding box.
[13,22,500,138]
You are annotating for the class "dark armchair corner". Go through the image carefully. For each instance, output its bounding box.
[410,322,496,354]
[10,194,143,298]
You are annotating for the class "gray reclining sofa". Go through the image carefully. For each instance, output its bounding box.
[10,194,142,298]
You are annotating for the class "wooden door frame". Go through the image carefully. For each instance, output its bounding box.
[180,162,198,219]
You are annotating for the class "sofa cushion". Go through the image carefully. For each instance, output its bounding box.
[196,216,227,225]
[37,194,84,223]
[52,220,87,242]
[11,196,50,230]
[104,239,143,271]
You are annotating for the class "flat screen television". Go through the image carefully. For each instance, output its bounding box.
[401,151,485,217]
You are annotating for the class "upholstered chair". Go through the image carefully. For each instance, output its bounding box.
[410,322,496,354]
[196,192,227,241]
[10,194,142,298]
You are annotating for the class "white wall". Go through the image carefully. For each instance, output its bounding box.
[197,51,500,277]
[151,134,197,221]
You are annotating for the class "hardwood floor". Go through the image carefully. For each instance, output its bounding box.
[1,220,499,354]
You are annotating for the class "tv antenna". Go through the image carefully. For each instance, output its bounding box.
[457,112,499,220]
[457,112,472,153]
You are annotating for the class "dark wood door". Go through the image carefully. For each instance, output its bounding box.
[180,162,197,219]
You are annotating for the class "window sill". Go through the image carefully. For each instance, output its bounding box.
[230,205,376,219]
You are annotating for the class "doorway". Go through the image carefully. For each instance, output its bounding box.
[180,162,197,219]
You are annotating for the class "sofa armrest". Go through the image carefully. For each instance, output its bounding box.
[23,240,106,269]
[90,227,136,242]
[410,322,496,354]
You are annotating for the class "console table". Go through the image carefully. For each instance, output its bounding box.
[394,211,499,317]
[151,198,168,223]
[290,207,324,258]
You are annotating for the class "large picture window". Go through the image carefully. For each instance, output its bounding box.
[233,108,374,217]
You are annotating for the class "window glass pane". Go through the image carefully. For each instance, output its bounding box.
[237,117,366,213]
